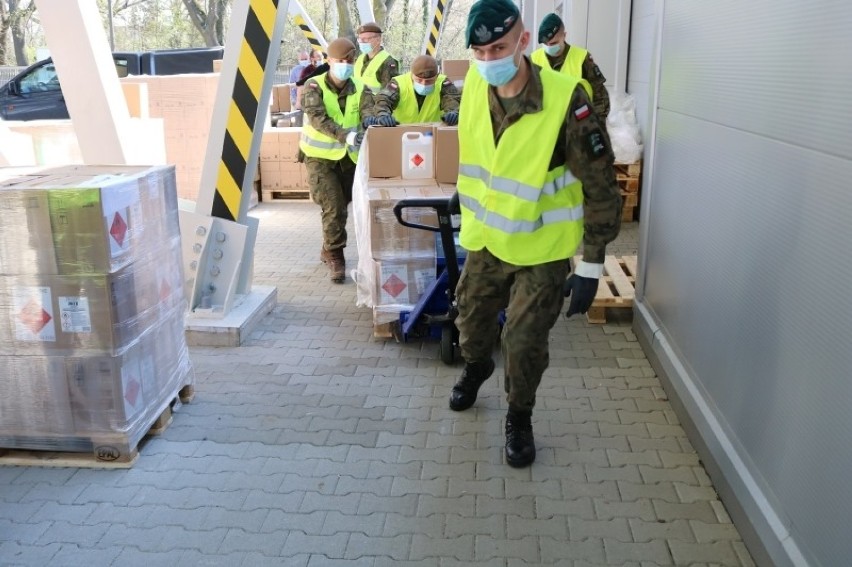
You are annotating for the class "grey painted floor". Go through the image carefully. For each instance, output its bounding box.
[0,202,754,566]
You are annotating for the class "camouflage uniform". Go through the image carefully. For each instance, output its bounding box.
[374,76,461,119]
[300,74,374,252]
[546,46,610,119]
[358,48,400,89]
[455,59,621,413]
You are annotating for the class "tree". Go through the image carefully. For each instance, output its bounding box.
[181,0,229,46]
[0,0,36,65]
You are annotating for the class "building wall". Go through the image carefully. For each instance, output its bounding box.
[633,1,852,565]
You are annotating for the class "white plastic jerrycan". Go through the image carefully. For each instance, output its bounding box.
[401,131,433,179]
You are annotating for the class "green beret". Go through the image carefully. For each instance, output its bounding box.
[538,12,563,43]
[465,0,520,48]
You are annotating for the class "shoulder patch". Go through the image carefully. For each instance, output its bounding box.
[389,81,398,90]
[573,103,591,120]
[442,79,452,87]
[308,82,318,88]
[586,129,608,159]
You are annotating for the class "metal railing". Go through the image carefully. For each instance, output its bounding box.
[0,66,25,87]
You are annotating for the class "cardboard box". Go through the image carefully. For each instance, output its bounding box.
[213,59,223,73]
[374,256,436,307]
[365,125,434,179]
[442,59,470,82]
[273,84,293,113]
[0,188,58,275]
[0,355,73,435]
[367,182,441,259]
[434,126,459,184]
[276,127,302,162]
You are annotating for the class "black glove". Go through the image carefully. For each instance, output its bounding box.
[376,114,398,127]
[563,274,599,318]
[355,131,364,146]
[442,111,459,126]
[363,116,380,127]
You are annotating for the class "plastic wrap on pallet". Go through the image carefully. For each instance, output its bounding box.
[0,164,195,456]
[352,134,441,319]
[0,235,185,356]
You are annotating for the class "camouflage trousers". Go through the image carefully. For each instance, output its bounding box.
[304,155,355,251]
[455,248,571,412]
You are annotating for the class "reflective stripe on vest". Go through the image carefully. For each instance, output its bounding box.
[299,73,363,161]
[456,66,584,266]
[392,72,446,124]
[531,46,592,99]
[355,50,391,89]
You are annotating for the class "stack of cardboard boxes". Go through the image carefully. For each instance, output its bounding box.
[258,126,309,199]
[120,74,220,202]
[352,124,460,336]
[0,165,193,461]
[441,59,470,90]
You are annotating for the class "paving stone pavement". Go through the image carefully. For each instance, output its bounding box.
[0,201,756,566]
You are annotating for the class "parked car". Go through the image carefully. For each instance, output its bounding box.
[0,47,224,121]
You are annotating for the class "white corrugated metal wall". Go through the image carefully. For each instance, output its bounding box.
[630,1,852,565]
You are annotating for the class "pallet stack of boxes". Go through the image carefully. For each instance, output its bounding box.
[120,74,220,202]
[0,164,193,462]
[352,124,460,337]
[258,125,309,200]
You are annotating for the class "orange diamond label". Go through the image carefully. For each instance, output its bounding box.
[124,375,141,407]
[18,299,52,335]
[382,274,407,298]
[110,212,128,246]
[411,153,425,167]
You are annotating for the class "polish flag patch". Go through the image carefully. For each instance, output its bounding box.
[574,104,591,120]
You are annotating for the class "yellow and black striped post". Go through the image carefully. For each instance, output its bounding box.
[293,14,327,58]
[197,0,287,223]
[210,0,280,221]
[424,0,451,56]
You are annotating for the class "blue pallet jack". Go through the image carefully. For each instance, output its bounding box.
[393,194,463,364]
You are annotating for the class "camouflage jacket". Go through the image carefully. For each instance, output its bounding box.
[358,48,400,89]
[301,73,374,143]
[374,76,461,118]
[546,45,610,119]
[486,59,621,263]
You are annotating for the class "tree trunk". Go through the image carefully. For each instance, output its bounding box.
[0,2,9,65]
[335,0,354,41]
[182,0,222,46]
[6,0,34,65]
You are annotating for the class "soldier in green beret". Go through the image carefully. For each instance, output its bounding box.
[448,0,622,467]
[532,12,610,118]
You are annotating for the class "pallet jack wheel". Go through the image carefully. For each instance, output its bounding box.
[440,324,456,365]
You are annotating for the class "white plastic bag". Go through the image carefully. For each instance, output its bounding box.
[606,92,643,163]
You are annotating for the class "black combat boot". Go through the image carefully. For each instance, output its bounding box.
[505,409,535,467]
[449,358,495,411]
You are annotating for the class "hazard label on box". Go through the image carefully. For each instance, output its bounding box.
[59,296,92,333]
[13,286,56,342]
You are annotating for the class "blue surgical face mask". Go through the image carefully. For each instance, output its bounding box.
[332,62,354,81]
[543,43,561,56]
[474,36,522,87]
[358,42,373,55]
[413,82,435,96]
[298,59,310,67]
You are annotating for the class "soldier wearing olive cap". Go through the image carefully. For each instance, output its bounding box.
[373,55,461,126]
[354,22,400,90]
[532,12,610,118]
[447,0,622,467]
[300,37,375,283]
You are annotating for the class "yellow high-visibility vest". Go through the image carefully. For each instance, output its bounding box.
[456,66,584,265]
[299,73,363,162]
[391,72,446,124]
[531,45,592,99]
[355,50,391,89]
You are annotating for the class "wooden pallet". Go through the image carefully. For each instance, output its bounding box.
[574,255,637,324]
[0,384,194,469]
[621,192,638,222]
[614,160,641,194]
[261,188,310,202]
